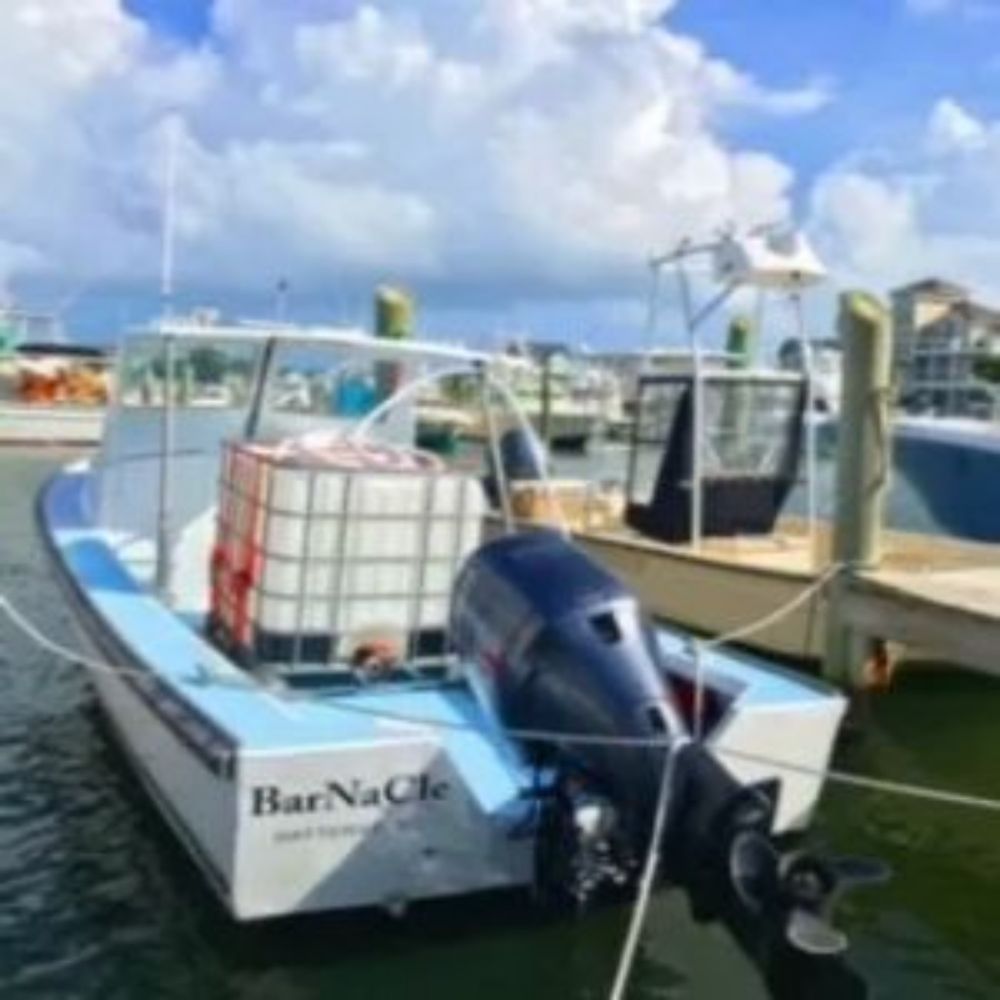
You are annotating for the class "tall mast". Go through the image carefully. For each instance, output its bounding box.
[155,113,181,603]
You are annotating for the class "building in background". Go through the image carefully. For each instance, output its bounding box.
[891,278,1000,418]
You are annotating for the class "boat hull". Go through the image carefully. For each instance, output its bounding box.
[895,420,1000,543]
[575,530,827,661]
[40,465,848,921]
[0,403,105,445]
[571,520,1000,675]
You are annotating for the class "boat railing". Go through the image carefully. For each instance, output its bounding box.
[111,340,558,677]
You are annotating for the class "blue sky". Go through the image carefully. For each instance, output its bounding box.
[5,1,1000,347]
[124,0,213,41]
[672,0,1000,193]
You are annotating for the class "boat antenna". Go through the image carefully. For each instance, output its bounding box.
[159,113,181,323]
[154,112,182,605]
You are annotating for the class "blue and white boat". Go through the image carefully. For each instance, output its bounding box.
[894,416,1000,543]
[37,320,875,990]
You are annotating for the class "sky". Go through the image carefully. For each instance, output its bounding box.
[4,0,1000,348]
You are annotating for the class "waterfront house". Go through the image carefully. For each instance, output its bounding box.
[891,278,1000,417]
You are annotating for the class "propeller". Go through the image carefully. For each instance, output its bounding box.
[787,908,848,956]
[661,749,888,999]
[728,832,890,958]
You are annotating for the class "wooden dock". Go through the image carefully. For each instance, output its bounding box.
[846,563,1000,677]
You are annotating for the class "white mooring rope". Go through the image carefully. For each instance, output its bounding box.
[608,738,686,1000]
[0,596,148,679]
[697,560,843,651]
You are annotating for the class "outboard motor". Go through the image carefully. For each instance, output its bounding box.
[451,531,885,999]
[451,528,683,844]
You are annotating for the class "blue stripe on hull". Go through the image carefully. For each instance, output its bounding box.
[39,471,239,776]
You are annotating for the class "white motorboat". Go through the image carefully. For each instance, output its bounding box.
[0,314,111,445]
[37,318,879,993]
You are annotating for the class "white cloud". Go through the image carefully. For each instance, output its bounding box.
[809,98,1000,301]
[0,0,829,306]
[926,97,987,153]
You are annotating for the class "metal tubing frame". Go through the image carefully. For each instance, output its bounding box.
[481,368,515,533]
[677,265,737,550]
[642,260,663,366]
[791,292,819,562]
[154,333,176,604]
[348,359,567,534]
[646,241,737,550]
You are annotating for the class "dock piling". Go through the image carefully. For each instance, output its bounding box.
[725,314,755,369]
[823,291,893,688]
[374,285,413,402]
[374,285,414,340]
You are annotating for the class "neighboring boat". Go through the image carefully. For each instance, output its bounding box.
[506,228,1000,667]
[590,348,731,440]
[37,318,877,992]
[814,413,1000,543]
[414,398,478,456]
[893,416,1000,543]
[478,343,621,451]
[0,332,112,445]
[418,345,622,453]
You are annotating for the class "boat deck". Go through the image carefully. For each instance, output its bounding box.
[602,515,1000,577]
[44,467,835,766]
[675,520,1000,675]
[43,466,531,819]
[847,565,1000,675]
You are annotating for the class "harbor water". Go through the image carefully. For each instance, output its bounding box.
[2,450,999,999]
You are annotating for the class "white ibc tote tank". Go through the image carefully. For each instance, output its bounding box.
[211,436,485,668]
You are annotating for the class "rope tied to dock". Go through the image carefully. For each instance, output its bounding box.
[697,561,844,651]
[688,560,844,742]
[5,589,1000,820]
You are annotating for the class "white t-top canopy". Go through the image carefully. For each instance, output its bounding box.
[712,229,827,291]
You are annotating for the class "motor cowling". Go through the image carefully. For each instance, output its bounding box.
[450,529,684,844]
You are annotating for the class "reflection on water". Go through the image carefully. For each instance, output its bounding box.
[0,451,998,999]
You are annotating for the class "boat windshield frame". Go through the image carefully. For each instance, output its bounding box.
[107,323,505,606]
